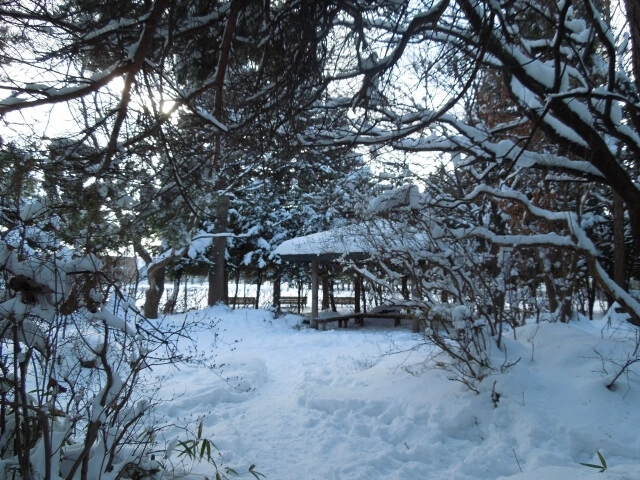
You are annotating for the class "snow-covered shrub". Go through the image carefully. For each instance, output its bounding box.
[0,195,202,479]
[425,303,494,393]
[356,183,527,392]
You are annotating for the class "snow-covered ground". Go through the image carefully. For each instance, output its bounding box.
[155,306,640,480]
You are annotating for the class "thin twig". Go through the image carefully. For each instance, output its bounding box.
[512,449,523,473]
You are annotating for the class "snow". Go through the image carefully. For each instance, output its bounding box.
[187,233,213,259]
[19,200,47,221]
[368,184,421,213]
[91,309,136,335]
[0,302,48,353]
[194,106,229,132]
[63,253,104,273]
[154,306,640,480]
[273,225,368,259]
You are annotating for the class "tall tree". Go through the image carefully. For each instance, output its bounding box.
[1,0,356,314]
[303,0,640,325]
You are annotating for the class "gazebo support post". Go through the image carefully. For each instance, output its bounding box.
[311,260,319,328]
[354,273,361,313]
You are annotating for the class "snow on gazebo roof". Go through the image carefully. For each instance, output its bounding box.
[274,185,424,263]
[273,225,371,263]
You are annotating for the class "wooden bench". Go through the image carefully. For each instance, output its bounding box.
[280,296,308,308]
[333,297,356,305]
[315,313,364,330]
[231,296,256,307]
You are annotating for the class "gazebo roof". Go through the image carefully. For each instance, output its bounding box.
[273,225,371,263]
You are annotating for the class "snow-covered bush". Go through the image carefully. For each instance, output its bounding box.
[357,183,536,391]
[425,304,495,392]
[0,188,204,479]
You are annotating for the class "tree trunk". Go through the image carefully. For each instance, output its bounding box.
[255,269,262,309]
[208,195,229,306]
[402,276,410,301]
[623,0,640,274]
[297,275,304,314]
[587,276,596,320]
[184,275,189,311]
[273,276,281,311]
[329,275,336,312]
[232,270,241,308]
[206,0,245,306]
[613,192,626,289]
[360,276,367,313]
[625,0,640,115]
[135,243,185,319]
[321,273,330,311]
[145,265,165,319]
[164,271,181,315]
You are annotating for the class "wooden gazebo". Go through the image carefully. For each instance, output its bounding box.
[273,226,370,326]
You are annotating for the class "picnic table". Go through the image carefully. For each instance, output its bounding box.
[313,306,420,332]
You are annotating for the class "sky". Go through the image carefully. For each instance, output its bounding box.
[148,302,640,480]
